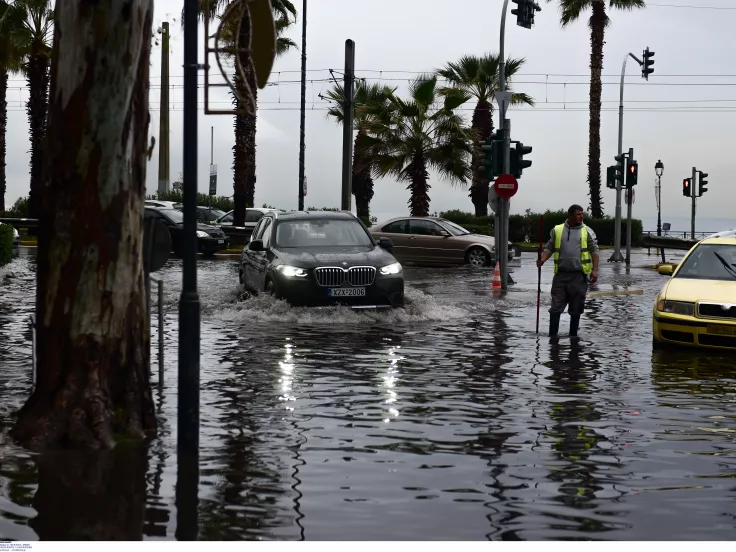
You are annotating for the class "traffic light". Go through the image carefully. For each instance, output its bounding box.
[511,0,541,29]
[642,47,655,80]
[606,166,617,189]
[698,171,709,196]
[625,159,638,188]
[510,142,532,178]
[480,129,504,180]
[682,178,691,197]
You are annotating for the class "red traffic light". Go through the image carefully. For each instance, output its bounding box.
[629,165,636,174]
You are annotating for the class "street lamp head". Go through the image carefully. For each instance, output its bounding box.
[655,159,664,177]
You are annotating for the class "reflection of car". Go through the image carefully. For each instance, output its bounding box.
[369,216,514,267]
[12,226,19,252]
[181,205,227,224]
[144,206,230,257]
[239,210,404,308]
[653,237,736,350]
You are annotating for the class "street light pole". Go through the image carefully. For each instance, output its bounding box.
[655,159,663,237]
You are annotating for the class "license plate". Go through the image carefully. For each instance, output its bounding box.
[218,239,224,244]
[707,324,736,336]
[328,287,366,297]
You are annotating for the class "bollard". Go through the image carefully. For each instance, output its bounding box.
[158,278,164,386]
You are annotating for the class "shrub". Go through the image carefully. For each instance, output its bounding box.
[3,196,30,218]
[438,208,642,246]
[0,224,13,267]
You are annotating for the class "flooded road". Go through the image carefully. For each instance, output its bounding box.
[1,250,735,540]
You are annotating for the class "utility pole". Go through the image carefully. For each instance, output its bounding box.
[298,0,307,211]
[157,21,170,196]
[691,166,697,239]
[341,40,355,212]
[625,147,634,265]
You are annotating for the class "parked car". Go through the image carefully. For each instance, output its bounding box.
[145,199,179,209]
[144,206,230,257]
[215,207,280,231]
[239,210,404,308]
[369,216,514,267]
[653,236,736,350]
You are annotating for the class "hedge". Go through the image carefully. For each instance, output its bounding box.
[440,209,643,246]
[0,224,14,267]
[148,190,235,213]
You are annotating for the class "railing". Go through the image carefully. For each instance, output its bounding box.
[644,230,718,241]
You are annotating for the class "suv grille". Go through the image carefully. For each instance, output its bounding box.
[314,266,376,287]
[698,302,736,320]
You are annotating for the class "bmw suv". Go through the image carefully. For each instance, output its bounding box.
[239,211,404,308]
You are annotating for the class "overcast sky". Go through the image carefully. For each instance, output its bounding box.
[4,0,735,229]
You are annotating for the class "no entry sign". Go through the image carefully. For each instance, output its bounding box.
[494,174,518,199]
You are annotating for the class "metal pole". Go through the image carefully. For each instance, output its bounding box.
[177,0,200,541]
[625,147,634,265]
[341,39,355,212]
[611,54,629,263]
[157,22,170,195]
[498,0,510,290]
[209,126,213,212]
[297,0,307,211]
[691,166,696,239]
[158,278,164,387]
[656,174,662,236]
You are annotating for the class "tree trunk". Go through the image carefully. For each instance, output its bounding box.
[352,129,374,221]
[26,50,50,227]
[11,0,157,451]
[30,446,148,539]
[588,3,606,219]
[407,152,430,217]
[0,71,7,212]
[232,5,257,227]
[470,99,494,217]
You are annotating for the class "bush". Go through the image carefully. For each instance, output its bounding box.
[439,208,642,246]
[0,223,13,267]
[2,196,30,218]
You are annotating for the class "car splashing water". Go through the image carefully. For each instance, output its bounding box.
[1,251,736,541]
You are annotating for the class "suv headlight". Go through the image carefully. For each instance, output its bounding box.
[379,262,402,275]
[196,230,209,238]
[277,265,307,277]
[657,300,695,316]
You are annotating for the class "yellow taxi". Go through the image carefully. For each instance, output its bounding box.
[653,237,736,350]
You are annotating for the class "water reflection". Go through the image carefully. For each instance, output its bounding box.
[30,445,148,540]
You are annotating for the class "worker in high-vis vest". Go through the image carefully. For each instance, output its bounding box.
[537,204,600,337]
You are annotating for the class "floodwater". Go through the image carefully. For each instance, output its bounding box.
[1,248,735,541]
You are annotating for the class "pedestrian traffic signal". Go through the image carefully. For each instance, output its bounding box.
[642,47,655,80]
[625,159,638,188]
[606,166,617,189]
[480,129,504,180]
[682,178,691,197]
[510,142,532,178]
[698,171,709,196]
[511,0,541,29]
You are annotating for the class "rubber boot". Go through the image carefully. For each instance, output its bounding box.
[570,315,581,337]
[549,312,561,338]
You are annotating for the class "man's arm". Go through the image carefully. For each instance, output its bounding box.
[538,229,555,265]
[589,227,600,280]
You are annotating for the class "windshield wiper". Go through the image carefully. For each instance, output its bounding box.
[713,251,736,280]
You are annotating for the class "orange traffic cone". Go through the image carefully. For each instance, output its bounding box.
[491,261,502,290]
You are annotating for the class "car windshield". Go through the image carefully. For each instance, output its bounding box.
[675,243,736,281]
[201,208,226,219]
[275,219,373,248]
[158,208,184,224]
[439,219,471,236]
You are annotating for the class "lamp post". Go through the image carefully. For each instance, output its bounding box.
[655,159,664,236]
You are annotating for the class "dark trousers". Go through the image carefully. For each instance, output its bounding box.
[549,271,588,316]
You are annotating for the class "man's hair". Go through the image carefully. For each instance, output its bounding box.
[568,204,584,215]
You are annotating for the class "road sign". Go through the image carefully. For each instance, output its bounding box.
[488,185,498,212]
[209,164,217,196]
[494,173,518,199]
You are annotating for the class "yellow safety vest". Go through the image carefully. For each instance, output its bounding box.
[552,223,592,275]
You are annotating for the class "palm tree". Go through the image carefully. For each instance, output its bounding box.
[197,0,297,226]
[546,0,646,218]
[0,0,23,212]
[436,53,534,217]
[362,75,474,217]
[323,81,396,222]
[1,0,53,224]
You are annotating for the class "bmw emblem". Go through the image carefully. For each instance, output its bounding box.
[342,262,348,266]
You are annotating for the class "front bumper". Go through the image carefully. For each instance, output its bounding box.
[653,312,736,350]
[198,236,229,254]
[272,271,405,308]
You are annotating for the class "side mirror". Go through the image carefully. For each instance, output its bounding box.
[657,264,674,276]
[377,237,393,251]
[439,230,450,237]
[249,239,264,252]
